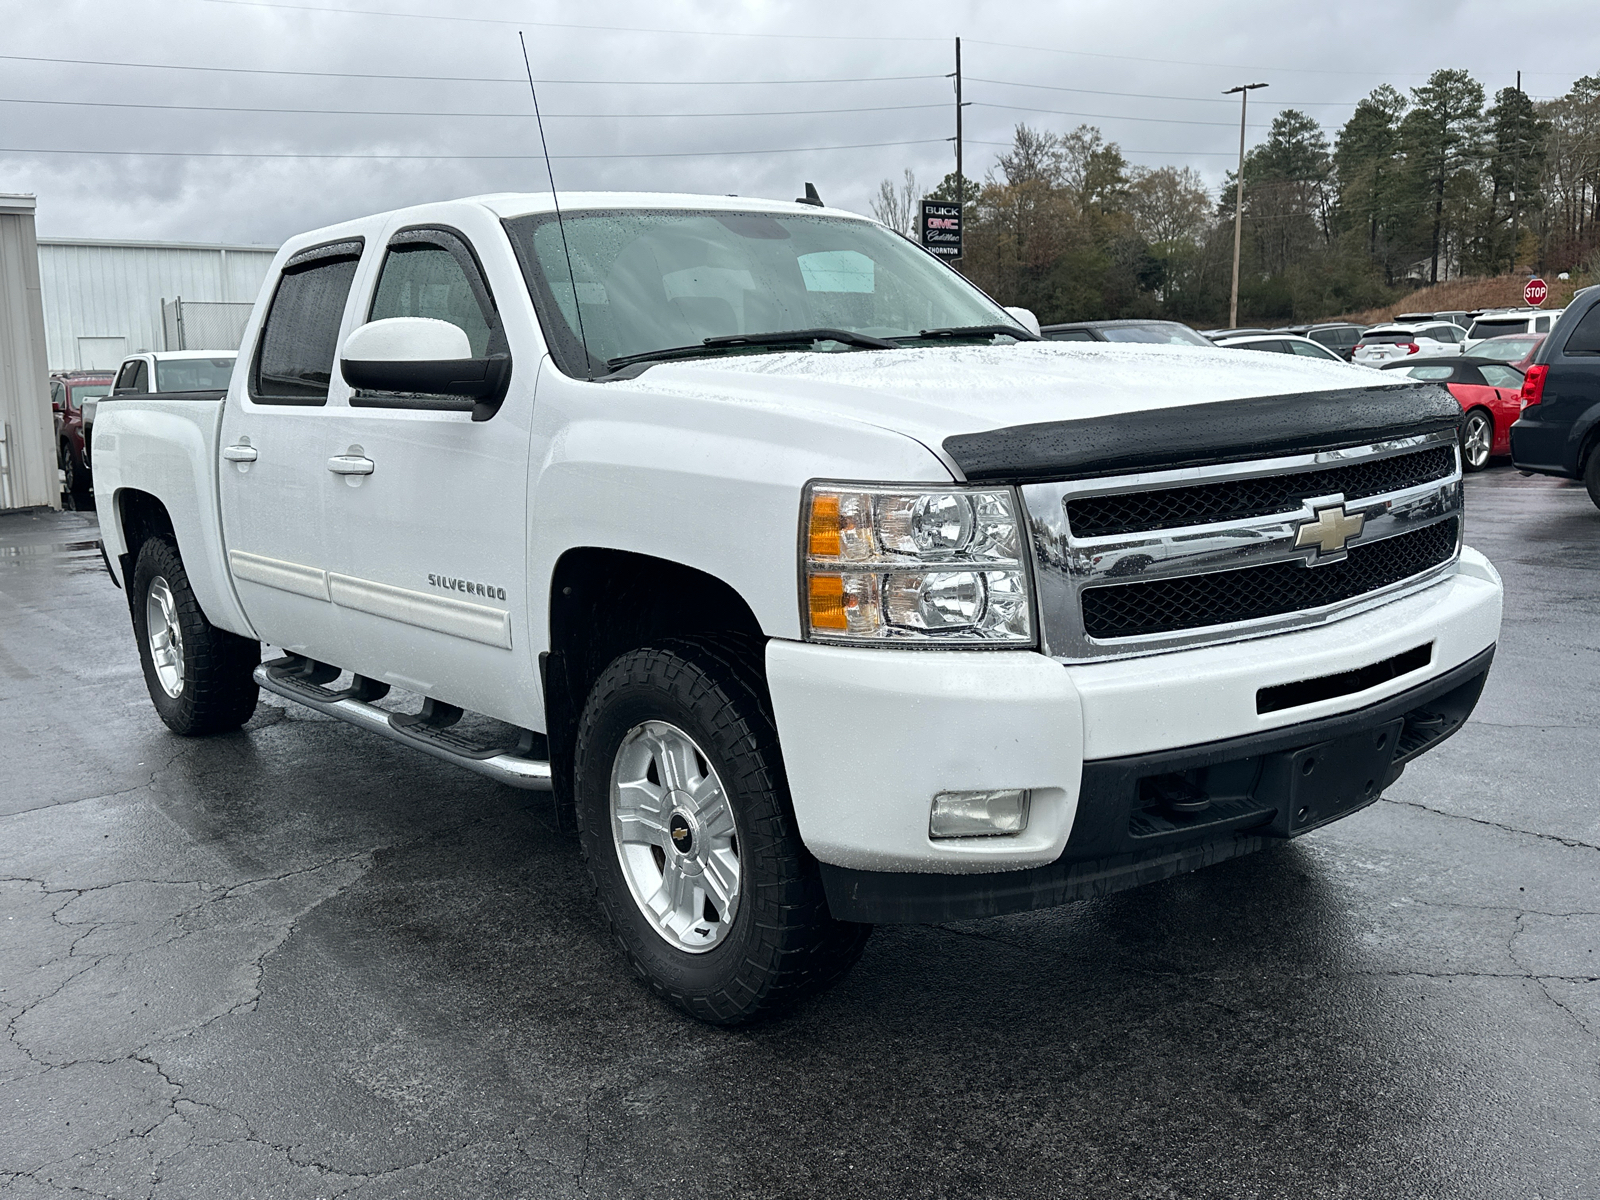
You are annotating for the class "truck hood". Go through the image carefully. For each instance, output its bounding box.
[611,341,1405,449]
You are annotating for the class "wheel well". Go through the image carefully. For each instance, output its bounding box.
[112,491,176,607]
[542,548,767,825]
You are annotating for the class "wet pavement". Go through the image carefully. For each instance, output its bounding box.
[2,469,1597,1199]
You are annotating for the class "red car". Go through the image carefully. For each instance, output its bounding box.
[1471,332,1546,373]
[49,371,113,493]
[1379,356,1525,471]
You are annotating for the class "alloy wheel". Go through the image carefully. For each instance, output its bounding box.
[1463,412,1492,469]
[609,719,741,953]
[145,576,185,698]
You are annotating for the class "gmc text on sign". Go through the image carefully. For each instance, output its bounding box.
[920,199,962,260]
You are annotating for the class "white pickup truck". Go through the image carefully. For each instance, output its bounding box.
[92,192,1502,1023]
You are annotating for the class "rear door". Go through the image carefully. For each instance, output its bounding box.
[313,218,540,727]
[217,238,366,659]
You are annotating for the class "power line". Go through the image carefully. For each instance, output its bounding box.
[966,139,1239,157]
[0,95,950,120]
[194,0,949,40]
[967,77,1357,109]
[0,137,953,162]
[0,53,941,86]
[970,101,1308,131]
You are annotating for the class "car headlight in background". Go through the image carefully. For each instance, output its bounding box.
[802,483,1035,645]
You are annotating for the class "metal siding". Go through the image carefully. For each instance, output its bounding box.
[37,241,277,369]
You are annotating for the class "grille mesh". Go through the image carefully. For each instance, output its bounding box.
[1081,519,1458,640]
[1066,446,1455,539]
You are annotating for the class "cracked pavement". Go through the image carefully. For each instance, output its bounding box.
[2,467,1597,1199]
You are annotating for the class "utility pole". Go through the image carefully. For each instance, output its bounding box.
[1224,82,1267,329]
[1510,69,1523,273]
[951,37,965,265]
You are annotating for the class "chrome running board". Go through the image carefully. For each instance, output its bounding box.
[253,657,553,791]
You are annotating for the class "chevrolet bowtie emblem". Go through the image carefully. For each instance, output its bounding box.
[1295,502,1365,562]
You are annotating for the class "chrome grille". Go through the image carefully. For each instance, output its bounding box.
[1020,432,1464,660]
[1065,444,1455,538]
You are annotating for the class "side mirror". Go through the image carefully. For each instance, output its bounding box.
[1004,306,1042,338]
[340,317,511,402]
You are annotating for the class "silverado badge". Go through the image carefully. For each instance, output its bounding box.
[1294,501,1365,564]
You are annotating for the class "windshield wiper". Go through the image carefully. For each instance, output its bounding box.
[898,324,1041,343]
[606,328,898,372]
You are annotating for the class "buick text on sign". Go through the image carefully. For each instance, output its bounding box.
[920,199,962,260]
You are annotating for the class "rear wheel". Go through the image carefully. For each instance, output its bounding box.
[131,538,260,735]
[574,636,871,1024]
[60,441,88,494]
[1460,409,1493,471]
[1584,446,1600,511]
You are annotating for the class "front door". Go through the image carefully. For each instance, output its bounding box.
[313,220,539,728]
[217,238,366,660]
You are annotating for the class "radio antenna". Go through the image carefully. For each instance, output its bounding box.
[519,31,593,380]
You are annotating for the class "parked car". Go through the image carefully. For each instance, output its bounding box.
[1471,333,1545,371]
[1039,319,1213,347]
[1511,285,1600,509]
[1462,308,1561,354]
[1379,357,1526,470]
[1214,332,1347,362]
[49,371,113,494]
[1352,322,1466,365]
[87,350,239,463]
[1198,327,1274,341]
[1397,310,1469,329]
[1301,322,1365,361]
[90,190,1500,1023]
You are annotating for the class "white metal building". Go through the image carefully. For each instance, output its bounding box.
[38,237,278,370]
[0,195,55,511]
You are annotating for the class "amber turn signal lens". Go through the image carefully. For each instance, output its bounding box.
[808,493,842,558]
[807,574,848,630]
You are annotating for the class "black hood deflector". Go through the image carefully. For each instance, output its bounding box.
[943,383,1462,483]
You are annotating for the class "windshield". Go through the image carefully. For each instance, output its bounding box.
[67,384,110,409]
[1098,323,1212,347]
[155,357,235,392]
[504,209,1017,376]
[1472,336,1539,361]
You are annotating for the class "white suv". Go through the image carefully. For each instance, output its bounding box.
[1462,309,1561,354]
[1352,323,1465,366]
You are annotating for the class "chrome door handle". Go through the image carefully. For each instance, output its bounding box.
[222,444,258,462]
[327,455,375,476]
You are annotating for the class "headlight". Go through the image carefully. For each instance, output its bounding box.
[801,483,1034,645]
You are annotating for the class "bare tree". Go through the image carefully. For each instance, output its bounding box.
[870,169,921,236]
[1127,165,1213,251]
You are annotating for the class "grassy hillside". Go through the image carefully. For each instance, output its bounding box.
[1330,274,1591,326]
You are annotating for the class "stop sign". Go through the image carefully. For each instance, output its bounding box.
[1525,277,1548,306]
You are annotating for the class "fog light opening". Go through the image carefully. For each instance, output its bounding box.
[929,789,1031,839]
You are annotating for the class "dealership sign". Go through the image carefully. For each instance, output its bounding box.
[920,199,962,259]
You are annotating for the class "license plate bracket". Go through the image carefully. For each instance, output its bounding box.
[1260,718,1405,838]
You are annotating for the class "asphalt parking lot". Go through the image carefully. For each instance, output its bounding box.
[2,468,1597,1200]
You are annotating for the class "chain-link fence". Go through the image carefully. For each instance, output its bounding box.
[162,298,254,352]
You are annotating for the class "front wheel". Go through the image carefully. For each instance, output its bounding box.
[574,637,871,1024]
[1585,448,1600,511]
[1460,409,1493,472]
[130,538,260,735]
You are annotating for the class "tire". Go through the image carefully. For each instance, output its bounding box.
[60,442,85,494]
[1460,408,1493,472]
[130,538,260,735]
[574,636,871,1024]
[1585,446,1600,511]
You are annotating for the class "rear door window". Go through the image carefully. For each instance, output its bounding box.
[253,239,364,405]
[1241,340,1291,354]
[1288,340,1335,359]
[1560,302,1600,356]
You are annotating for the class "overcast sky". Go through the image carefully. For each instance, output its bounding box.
[4,0,1598,247]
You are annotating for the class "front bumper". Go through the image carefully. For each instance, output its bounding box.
[820,646,1492,923]
[765,550,1502,897]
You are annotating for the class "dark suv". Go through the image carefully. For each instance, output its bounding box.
[49,371,113,494]
[1302,323,1365,362]
[1510,286,1600,509]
